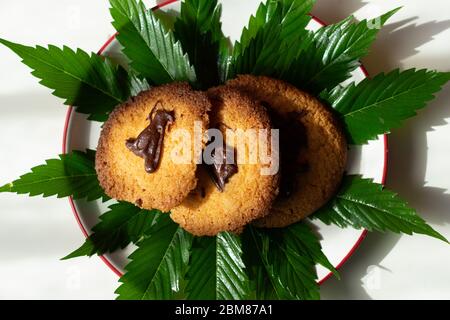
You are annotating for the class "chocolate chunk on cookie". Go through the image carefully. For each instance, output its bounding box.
[96,82,210,212]
[170,86,280,236]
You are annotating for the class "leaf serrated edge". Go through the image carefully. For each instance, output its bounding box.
[109,0,196,84]
[140,227,186,300]
[115,224,192,300]
[315,175,449,243]
[248,227,285,300]
[61,240,94,260]
[0,38,124,106]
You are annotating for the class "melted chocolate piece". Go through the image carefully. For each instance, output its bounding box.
[210,147,238,192]
[126,105,174,173]
[262,102,308,198]
[204,138,238,192]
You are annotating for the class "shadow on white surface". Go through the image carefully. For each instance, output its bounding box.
[364,18,450,72]
[312,0,368,24]
[0,92,117,299]
[386,84,450,227]
[321,232,401,300]
[315,0,450,299]
[360,10,450,227]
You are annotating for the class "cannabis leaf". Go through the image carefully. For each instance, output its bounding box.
[231,0,278,61]
[278,0,316,43]
[110,0,196,85]
[313,175,448,242]
[229,9,282,78]
[271,0,318,73]
[0,38,132,121]
[128,72,151,96]
[173,0,230,88]
[242,227,285,300]
[282,8,400,94]
[321,69,450,144]
[116,214,193,300]
[185,233,250,300]
[282,223,338,278]
[229,0,314,78]
[63,202,162,260]
[242,223,327,300]
[0,150,105,201]
[233,0,314,57]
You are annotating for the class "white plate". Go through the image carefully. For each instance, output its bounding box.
[63,0,388,283]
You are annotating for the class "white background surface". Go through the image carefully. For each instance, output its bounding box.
[0,0,448,300]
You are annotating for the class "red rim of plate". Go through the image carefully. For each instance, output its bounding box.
[62,0,389,283]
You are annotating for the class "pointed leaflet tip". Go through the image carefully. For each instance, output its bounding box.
[61,240,95,260]
[0,37,11,46]
[361,7,402,32]
[0,182,13,193]
[377,7,402,25]
[0,38,17,52]
[0,37,32,56]
[427,228,449,244]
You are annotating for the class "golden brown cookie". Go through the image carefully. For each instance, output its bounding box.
[170,86,280,236]
[96,82,210,212]
[227,75,347,228]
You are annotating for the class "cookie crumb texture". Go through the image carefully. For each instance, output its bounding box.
[228,75,348,228]
[96,83,210,212]
[171,87,280,236]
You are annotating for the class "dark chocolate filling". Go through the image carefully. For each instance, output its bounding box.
[126,102,237,190]
[206,146,238,192]
[203,130,238,192]
[126,103,174,173]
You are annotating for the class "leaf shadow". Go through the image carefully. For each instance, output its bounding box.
[321,232,401,300]
[360,15,450,227]
[311,2,450,299]
[363,17,450,72]
[312,0,368,24]
[385,83,450,227]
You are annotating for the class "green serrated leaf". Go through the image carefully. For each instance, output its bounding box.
[110,0,196,85]
[279,0,316,38]
[313,175,448,242]
[62,202,162,260]
[63,241,95,260]
[116,214,193,300]
[229,11,283,77]
[230,0,314,78]
[0,38,133,121]
[174,0,230,88]
[242,227,283,300]
[283,223,339,279]
[321,69,450,144]
[232,0,276,60]
[128,72,151,96]
[243,225,320,300]
[278,246,320,300]
[0,150,106,201]
[153,9,178,31]
[233,0,314,57]
[186,232,250,300]
[283,8,400,94]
